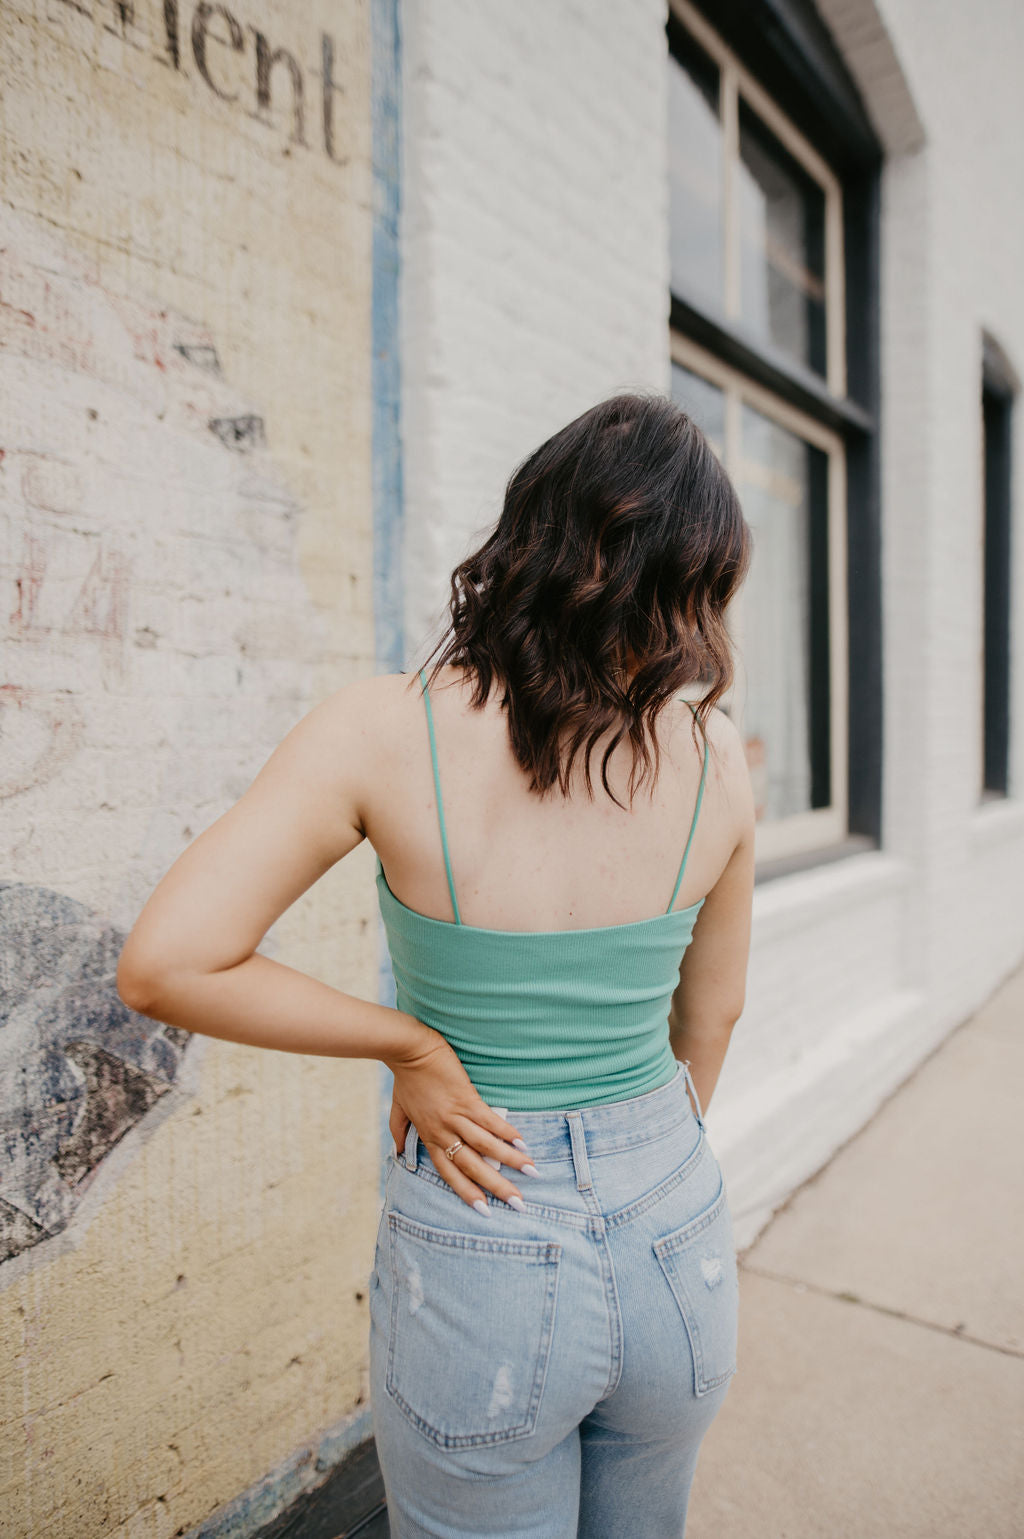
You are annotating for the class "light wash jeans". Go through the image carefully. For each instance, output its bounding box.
[368,1059,739,1538]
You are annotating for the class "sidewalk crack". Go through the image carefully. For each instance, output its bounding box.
[740,1264,1024,1359]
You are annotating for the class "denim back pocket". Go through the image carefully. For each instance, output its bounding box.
[652,1173,739,1396]
[385,1210,562,1449]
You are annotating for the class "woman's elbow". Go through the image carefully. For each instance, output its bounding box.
[115,945,166,1016]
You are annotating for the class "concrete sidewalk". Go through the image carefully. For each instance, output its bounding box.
[688,959,1024,1538]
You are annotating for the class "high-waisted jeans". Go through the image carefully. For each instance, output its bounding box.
[368,1059,739,1538]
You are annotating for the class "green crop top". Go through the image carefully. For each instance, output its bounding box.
[375,670,709,1111]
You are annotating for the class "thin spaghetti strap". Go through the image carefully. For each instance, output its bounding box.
[665,703,709,913]
[419,668,463,925]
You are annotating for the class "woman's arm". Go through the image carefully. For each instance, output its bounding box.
[115,678,428,1067]
[116,678,536,1211]
[667,711,756,1116]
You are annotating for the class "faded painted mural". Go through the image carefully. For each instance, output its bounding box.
[0,203,342,1274]
[1,205,334,922]
[0,1,383,1534]
[0,883,192,1264]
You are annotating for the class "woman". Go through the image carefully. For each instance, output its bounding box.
[117,389,755,1537]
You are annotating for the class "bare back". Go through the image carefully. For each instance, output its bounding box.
[359,665,750,934]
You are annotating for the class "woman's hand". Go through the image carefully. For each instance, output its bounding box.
[386,1024,538,1213]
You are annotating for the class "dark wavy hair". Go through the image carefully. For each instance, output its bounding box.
[418,390,751,809]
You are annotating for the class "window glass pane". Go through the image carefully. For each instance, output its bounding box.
[738,404,830,820]
[668,27,724,314]
[737,100,827,377]
[670,362,725,457]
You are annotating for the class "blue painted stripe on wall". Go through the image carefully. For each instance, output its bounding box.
[372,0,404,679]
[371,0,404,1187]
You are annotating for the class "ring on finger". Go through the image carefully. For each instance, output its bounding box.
[444,1138,464,1161]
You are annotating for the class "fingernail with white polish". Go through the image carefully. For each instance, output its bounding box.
[472,1198,490,1217]
[512,1138,528,1151]
[521,1162,540,1178]
[507,1195,527,1213]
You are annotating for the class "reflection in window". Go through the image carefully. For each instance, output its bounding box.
[671,361,725,457]
[668,25,724,315]
[738,405,830,821]
[738,102,827,377]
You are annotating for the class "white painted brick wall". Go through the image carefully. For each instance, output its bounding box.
[399,0,1024,1248]
[399,0,672,662]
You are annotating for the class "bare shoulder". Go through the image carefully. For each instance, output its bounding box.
[700,704,756,839]
[701,701,742,761]
[305,669,421,734]
[263,671,420,788]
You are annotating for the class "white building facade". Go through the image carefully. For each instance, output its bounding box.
[5,2,1019,1532]
[389,0,1024,1249]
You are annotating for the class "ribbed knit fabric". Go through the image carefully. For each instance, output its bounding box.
[375,670,709,1112]
[376,863,704,1109]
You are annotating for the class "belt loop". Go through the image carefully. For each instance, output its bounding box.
[403,1121,419,1172]
[681,1060,706,1132]
[566,1111,593,1192]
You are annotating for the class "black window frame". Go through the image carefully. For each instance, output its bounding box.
[981,331,1018,799]
[668,0,885,862]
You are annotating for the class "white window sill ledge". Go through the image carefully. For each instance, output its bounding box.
[752,845,912,940]
[969,795,1024,849]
